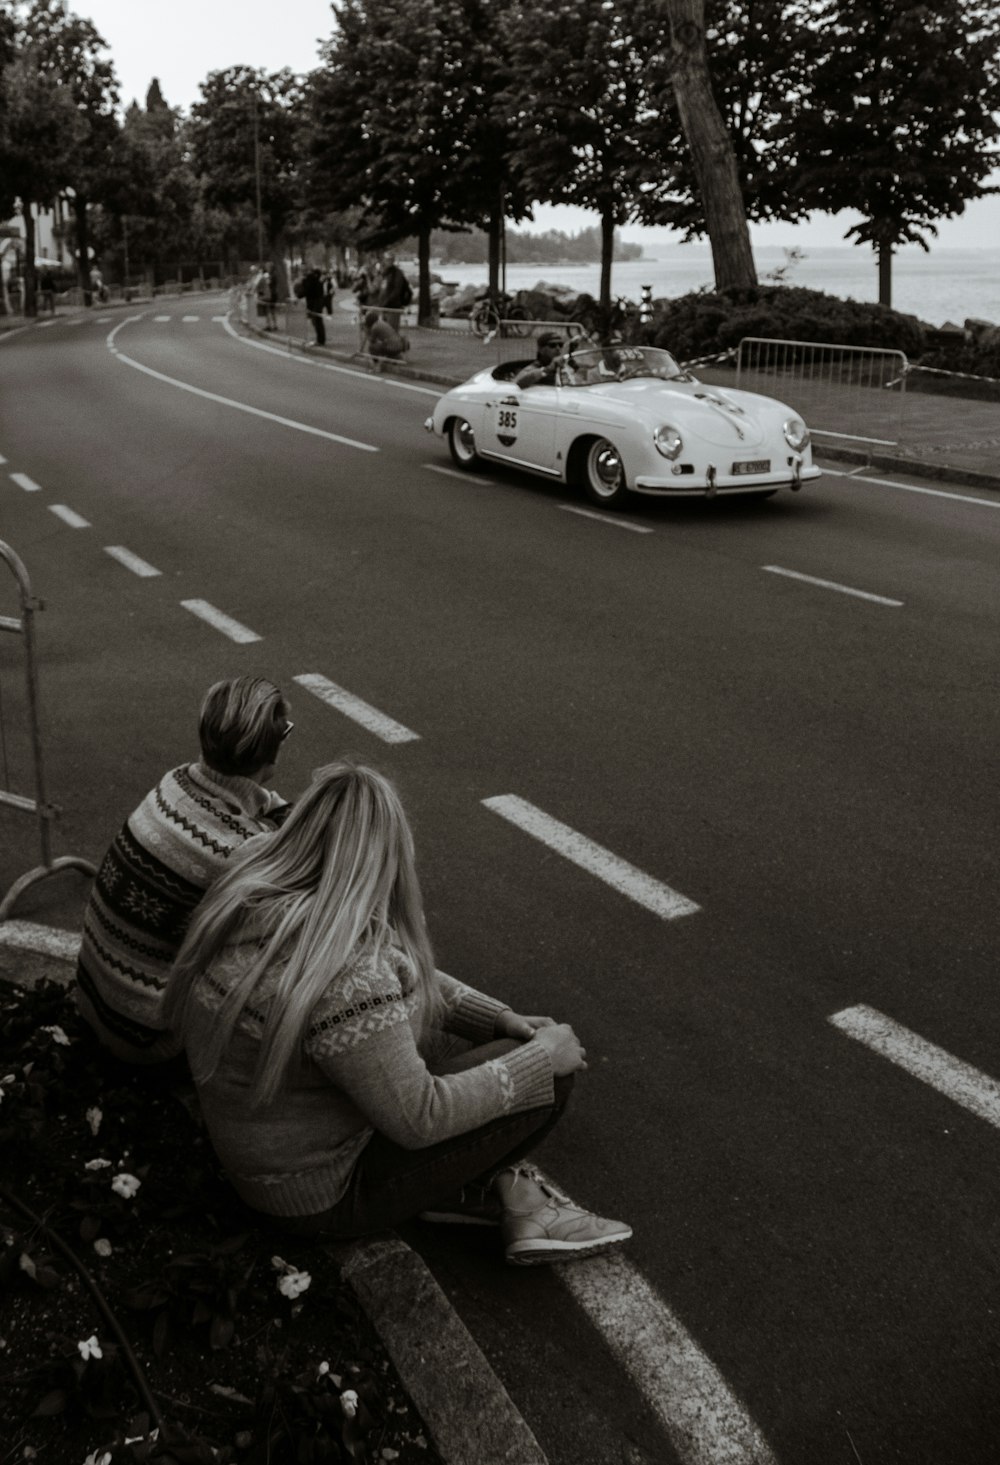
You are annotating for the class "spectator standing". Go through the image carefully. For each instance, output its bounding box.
[164,761,632,1265]
[40,270,56,315]
[352,265,371,307]
[295,266,327,346]
[74,676,294,1065]
[378,254,412,330]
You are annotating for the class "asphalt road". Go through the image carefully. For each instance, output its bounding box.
[2,299,999,1465]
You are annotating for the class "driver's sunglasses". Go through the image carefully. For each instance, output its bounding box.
[279,720,295,741]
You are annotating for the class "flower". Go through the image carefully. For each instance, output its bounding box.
[85,1158,112,1171]
[111,1173,140,1200]
[277,1269,311,1299]
[85,1106,102,1136]
[83,1451,112,1465]
[317,1361,330,1377]
[93,1238,113,1258]
[77,1335,103,1361]
[39,1025,70,1046]
[0,1073,16,1104]
[340,1389,359,1419]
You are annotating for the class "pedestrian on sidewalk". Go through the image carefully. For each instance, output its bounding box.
[74,676,294,1066]
[377,253,412,330]
[295,266,327,346]
[164,760,632,1266]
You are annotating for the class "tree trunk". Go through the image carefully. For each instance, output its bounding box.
[664,0,756,291]
[73,195,92,304]
[877,242,892,308]
[487,204,502,299]
[22,206,37,317]
[599,207,615,321]
[417,221,432,326]
[272,230,290,301]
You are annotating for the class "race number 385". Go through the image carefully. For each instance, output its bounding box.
[496,408,518,431]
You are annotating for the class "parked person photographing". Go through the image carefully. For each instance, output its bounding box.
[163,761,631,1265]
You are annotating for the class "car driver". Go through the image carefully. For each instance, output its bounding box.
[514,331,565,389]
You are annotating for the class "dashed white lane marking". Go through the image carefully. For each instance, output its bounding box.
[560,504,653,534]
[0,920,79,963]
[182,315,200,322]
[104,545,161,577]
[421,462,491,486]
[561,1251,778,1465]
[483,794,700,920]
[108,318,379,452]
[0,454,7,464]
[65,319,84,326]
[294,672,420,744]
[154,314,171,322]
[11,472,42,492]
[49,504,90,528]
[38,319,56,328]
[220,314,440,397]
[830,1004,1000,1130]
[96,316,113,323]
[180,599,261,644]
[822,464,1000,511]
[762,564,903,607]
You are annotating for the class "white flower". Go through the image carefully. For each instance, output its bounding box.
[77,1335,103,1361]
[18,1253,36,1278]
[340,1389,359,1419]
[317,1361,330,1377]
[83,1451,112,1465]
[0,1073,15,1103]
[276,1269,311,1299]
[85,1106,102,1136]
[270,1254,288,1271]
[85,1158,112,1171]
[93,1238,113,1258]
[40,1025,70,1046]
[111,1173,140,1200]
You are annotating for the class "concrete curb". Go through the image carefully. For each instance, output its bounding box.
[0,921,548,1465]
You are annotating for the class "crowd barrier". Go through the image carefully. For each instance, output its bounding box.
[735,337,909,449]
[0,541,96,920]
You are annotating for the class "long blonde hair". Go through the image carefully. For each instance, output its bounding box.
[164,760,437,1106]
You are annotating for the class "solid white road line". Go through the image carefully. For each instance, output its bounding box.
[294,672,420,744]
[483,794,700,921]
[104,545,161,577]
[821,464,1000,511]
[180,599,261,644]
[10,472,42,492]
[762,564,903,607]
[560,504,653,534]
[220,314,440,397]
[107,319,379,452]
[561,1252,778,1465]
[0,920,80,962]
[421,461,491,486]
[830,1004,1000,1130]
[49,504,91,528]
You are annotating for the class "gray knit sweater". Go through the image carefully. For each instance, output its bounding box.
[184,937,555,1217]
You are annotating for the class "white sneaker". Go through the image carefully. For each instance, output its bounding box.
[500,1165,632,1266]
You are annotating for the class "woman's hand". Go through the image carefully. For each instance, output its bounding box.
[494,1010,557,1042]
[532,1022,588,1076]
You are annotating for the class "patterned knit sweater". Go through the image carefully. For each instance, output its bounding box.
[75,762,289,1064]
[184,938,555,1218]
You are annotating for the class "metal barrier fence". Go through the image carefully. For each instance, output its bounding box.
[0,541,96,919]
[735,337,909,449]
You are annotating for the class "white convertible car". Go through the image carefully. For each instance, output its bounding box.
[424,344,821,509]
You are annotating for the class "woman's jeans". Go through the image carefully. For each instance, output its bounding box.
[278,1039,572,1239]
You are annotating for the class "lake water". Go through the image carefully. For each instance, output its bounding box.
[432,245,1000,328]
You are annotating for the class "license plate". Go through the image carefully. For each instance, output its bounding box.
[732,459,770,475]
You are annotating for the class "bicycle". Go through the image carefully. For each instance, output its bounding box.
[469,290,531,338]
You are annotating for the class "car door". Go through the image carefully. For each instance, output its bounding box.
[483,384,558,473]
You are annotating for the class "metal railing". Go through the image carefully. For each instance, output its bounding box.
[0,541,96,919]
[735,337,909,449]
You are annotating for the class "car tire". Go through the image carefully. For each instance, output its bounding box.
[582,437,630,508]
[448,418,482,469]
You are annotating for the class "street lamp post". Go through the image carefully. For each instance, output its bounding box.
[253,90,265,266]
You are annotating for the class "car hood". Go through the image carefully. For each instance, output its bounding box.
[589,379,770,447]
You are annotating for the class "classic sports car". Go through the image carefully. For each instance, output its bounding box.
[424,344,821,509]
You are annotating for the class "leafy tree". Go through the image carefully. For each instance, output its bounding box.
[23,1,120,302]
[188,66,303,294]
[0,44,84,313]
[659,0,756,289]
[790,0,1000,306]
[499,0,672,318]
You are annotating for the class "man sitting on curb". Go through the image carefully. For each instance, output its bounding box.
[74,675,294,1066]
[362,308,410,366]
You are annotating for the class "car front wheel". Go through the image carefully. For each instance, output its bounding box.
[583,437,629,508]
[448,418,482,469]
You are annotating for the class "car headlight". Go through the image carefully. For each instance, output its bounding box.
[783,418,810,452]
[654,425,683,460]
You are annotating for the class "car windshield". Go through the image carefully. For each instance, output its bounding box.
[556,346,691,387]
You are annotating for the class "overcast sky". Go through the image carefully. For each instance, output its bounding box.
[77,0,1000,253]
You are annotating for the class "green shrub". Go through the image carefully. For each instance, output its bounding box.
[652,284,927,363]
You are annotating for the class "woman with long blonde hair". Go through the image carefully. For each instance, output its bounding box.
[165,761,630,1265]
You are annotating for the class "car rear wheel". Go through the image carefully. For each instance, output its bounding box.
[583,437,629,508]
[448,417,482,469]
